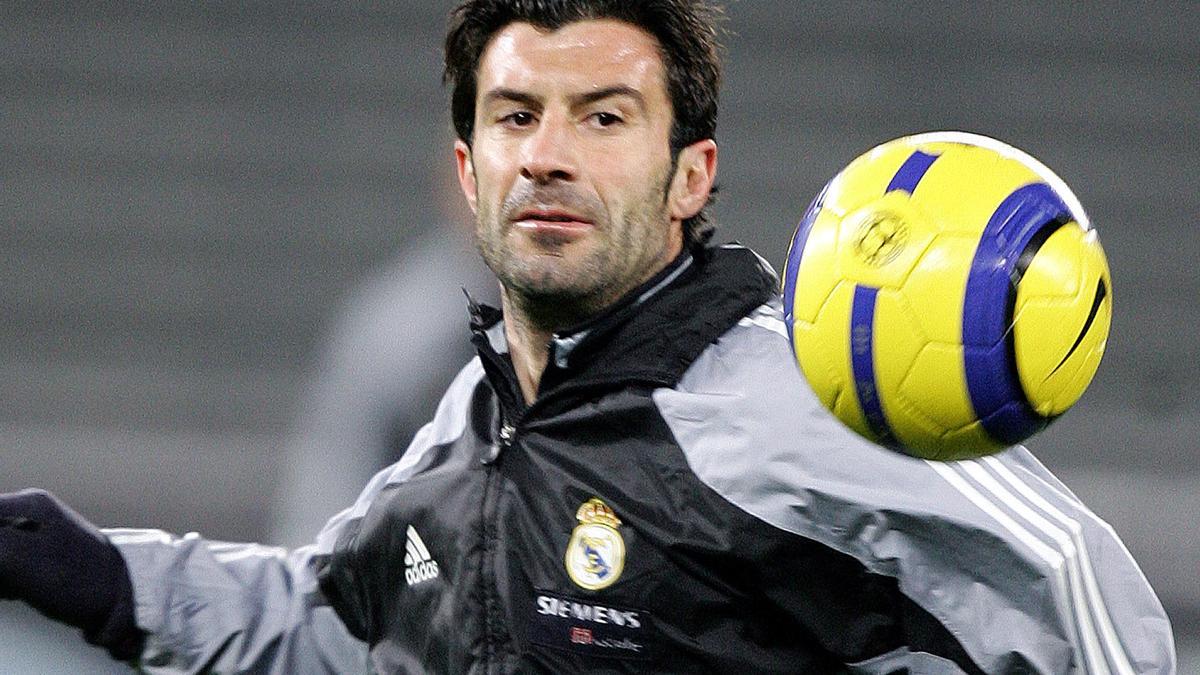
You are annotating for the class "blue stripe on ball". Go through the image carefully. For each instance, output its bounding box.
[886,151,940,194]
[961,182,1071,445]
[782,185,827,345]
[851,285,901,450]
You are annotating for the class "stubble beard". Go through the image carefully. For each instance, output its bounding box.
[475,172,674,332]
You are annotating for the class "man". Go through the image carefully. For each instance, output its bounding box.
[0,1,1176,673]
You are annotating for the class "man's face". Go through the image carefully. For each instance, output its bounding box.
[456,19,699,322]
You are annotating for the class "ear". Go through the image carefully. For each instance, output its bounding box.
[455,139,478,214]
[668,139,718,222]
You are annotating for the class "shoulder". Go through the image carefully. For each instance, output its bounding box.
[650,298,1073,568]
[651,298,888,498]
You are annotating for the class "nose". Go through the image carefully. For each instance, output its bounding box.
[520,114,577,185]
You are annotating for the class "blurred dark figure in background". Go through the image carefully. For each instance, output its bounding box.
[270,226,496,547]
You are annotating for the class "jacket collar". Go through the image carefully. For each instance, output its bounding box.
[547,248,697,370]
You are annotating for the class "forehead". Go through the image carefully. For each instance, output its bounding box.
[477,19,667,97]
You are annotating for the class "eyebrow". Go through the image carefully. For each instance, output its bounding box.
[481,88,541,110]
[480,85,647,112]
[571,86,646,111]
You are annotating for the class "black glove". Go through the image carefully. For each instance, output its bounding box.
[0,489,145,661]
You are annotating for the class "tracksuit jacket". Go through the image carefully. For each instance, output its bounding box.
[107,244,1175,674]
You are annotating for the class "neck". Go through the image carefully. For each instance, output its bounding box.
[499,290,565,405]
[503,277,624,402]
[498,245,691,404]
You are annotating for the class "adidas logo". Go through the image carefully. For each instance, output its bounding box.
[404,525,440,586]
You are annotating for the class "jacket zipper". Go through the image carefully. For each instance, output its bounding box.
[480,414,522,673]
[479,448,504,673]
[468,323,525,672]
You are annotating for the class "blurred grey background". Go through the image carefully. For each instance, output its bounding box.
[1,2,1196,672]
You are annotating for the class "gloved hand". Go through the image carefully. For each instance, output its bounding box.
[0,489,145,661]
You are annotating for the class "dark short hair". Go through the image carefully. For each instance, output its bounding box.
[444,0,724,247]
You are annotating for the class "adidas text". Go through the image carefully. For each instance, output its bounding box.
[406,559,440,586]
[403,525,441,586]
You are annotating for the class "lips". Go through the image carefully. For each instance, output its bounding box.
[511,207,595,244]
[512,208,593,226]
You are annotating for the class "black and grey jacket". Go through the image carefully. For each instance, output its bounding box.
[109,245,1175,674]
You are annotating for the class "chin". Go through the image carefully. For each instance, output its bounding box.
[505,261,603,301]
[517,269,595,300]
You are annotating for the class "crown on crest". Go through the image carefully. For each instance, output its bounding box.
[576,498,621,529]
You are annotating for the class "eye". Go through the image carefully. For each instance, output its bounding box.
[591,111,623,127]
[502,111,535,127]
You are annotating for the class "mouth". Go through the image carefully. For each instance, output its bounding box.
[511,208,595,243]
[512,208,594,227]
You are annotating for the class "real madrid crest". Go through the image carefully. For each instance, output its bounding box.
[565,498,626,591]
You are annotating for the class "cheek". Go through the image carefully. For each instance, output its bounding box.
[472,159,512,210]
[470,139,516,190]
[594,152,671,208]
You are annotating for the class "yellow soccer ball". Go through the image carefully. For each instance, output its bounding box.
[782,132,1112,460]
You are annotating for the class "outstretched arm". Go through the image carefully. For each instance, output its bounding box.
[105,522,367,674]
[103,458,409,675]
[0,489,143,661]
[0,462,400,674]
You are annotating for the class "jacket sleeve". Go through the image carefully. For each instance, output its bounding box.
[839,446,1178,675]
[104,463,398,675]
[105,359,486,674]
[654,302,1177,674]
